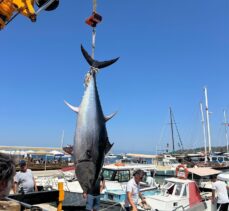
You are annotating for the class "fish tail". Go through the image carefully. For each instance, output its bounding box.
[81,45,119,69]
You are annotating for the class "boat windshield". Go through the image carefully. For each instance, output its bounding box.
[162,181,175,195]
[102,169,131,182]
[170,159,178,164]
[225,157,229,161]
[174,183,183,196]
[102,169,116,180]
[114,170,130,182]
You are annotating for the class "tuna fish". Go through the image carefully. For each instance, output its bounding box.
[65,45,119,193]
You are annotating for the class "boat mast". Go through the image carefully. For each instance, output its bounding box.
[60,130,65,149]
[169,107,175,152]
[204,87,212,154]
[200,103,207,162]
[223,110,229,152]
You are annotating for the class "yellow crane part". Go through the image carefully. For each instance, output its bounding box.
[0,0,36,29]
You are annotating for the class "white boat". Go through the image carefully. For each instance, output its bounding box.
[144,177,216,211]
[154,154,180,176]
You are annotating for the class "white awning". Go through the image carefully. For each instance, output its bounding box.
[187,167,221,177]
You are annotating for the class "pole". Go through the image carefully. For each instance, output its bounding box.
[224,110,229,152]
[204,87,212,155]
[169,107,175,152]
[57,182,64,211]
[60,130,64,149]
[200,103,207,162]
[45,155,47,171]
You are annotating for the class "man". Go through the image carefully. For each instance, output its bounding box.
[211,175,229,211]
[83,174,105,211]
[125,169,147,211]
[146,170,158,187]
[0,153,16,199]
[13,160,38,194]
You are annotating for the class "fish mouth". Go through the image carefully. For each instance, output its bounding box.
[75,161,97,193]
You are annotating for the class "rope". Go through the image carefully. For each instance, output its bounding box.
[91,0,97,59]
[99,202,125,211]
[93,0,97,13]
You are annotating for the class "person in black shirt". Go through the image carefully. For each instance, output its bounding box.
[83,174,105,211]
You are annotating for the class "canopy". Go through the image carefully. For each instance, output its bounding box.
[49,150,64,156]
[31,150,52,155]
[187,167,221,177]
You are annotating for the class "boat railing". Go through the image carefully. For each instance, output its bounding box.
[172,205,186,211]
[172,200,208,211]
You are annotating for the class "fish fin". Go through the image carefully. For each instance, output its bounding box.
[104,138,114,155]
[104,111,117,122]
[64,100,79,113]
[81,45,119,69]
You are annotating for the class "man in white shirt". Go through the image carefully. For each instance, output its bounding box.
[211,175,229,211]
[146,170,158,187]
[125,169,146,211]
[13,160,38,194]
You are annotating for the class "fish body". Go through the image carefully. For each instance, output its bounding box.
[65,45,119,193]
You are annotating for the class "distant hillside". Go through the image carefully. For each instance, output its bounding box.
[175,145,228,154]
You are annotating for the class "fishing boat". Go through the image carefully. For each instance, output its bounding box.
[144,177,214,211]
[142,165,217,211]
[127,153,180,176]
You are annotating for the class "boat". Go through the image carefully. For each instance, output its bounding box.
[187,167,221,191]
[127,153,180,176]
[36,163,158,210]
[153,154,180,176]
[144,177,215,211]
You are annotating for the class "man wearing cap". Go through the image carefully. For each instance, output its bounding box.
[13,160,38,194]
[125,169,146,211]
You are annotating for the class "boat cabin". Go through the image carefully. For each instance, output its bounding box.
[211,155,229,164]
[102,163,156,184]
[101,163,157,202]
[145,177,207,211]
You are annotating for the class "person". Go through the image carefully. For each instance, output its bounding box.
[146,170,158,187]
[211,175,229,211]
[0,153,16,199]
[13,160,38,194]
[125,169,147,211]
[83,174,105,211]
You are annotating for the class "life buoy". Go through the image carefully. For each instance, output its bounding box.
[115,162,125,166]
[176,164,188,179]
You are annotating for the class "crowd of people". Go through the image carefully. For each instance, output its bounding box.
[1,152,229,211]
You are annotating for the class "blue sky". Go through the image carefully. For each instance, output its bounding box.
[1,0,229,153]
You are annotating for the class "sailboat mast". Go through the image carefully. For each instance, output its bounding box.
[200,103,207,162]
[169,107,175,152]
[204,87,212,154]
[60,130,65,149]
[223,110,229,152]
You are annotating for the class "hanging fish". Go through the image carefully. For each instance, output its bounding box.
[65,45,119,193]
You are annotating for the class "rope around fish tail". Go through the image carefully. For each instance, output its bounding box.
[84,66,99,87]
